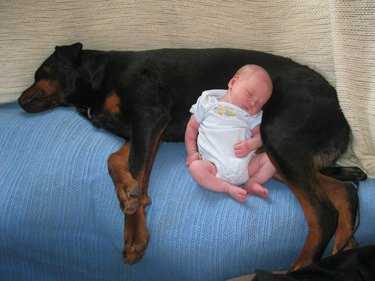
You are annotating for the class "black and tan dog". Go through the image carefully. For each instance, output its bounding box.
[18,42,360,270]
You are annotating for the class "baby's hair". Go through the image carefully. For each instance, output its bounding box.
[236,64,259,75]
[236,64,273,94]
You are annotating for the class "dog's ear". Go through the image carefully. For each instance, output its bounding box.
[55,42,83,64]
[90,64,104,90]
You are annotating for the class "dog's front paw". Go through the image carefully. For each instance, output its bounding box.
[121,185,141,215]
[123,235,149,264]
[123,212,149,264]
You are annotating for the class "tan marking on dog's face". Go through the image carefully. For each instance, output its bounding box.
[35,80,57,97]
[104,92,121,114]
[18,77,65,112]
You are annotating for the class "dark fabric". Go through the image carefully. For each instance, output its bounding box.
[254,245,375,281]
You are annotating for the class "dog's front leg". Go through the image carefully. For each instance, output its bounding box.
[108,142,148,263]
[108,113,168,264]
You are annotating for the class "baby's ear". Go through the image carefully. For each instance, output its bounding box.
[228,74,239,88]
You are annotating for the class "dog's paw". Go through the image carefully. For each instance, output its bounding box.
[119,185,141,215]
[123,247,144,264]
[123,232,149,264]
[122,197,140,215]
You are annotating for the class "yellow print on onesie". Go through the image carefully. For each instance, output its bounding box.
[214,106,236,118]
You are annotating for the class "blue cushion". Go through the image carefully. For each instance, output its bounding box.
[0,102,374,281]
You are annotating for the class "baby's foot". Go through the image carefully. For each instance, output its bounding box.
[226,184,248,202]
[244,182,269,198]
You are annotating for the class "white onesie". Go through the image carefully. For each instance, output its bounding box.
[190,90,262,185]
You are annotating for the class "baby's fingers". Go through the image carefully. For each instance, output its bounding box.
[234,148,246,158]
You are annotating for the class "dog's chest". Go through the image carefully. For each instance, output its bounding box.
[83,105,130,138]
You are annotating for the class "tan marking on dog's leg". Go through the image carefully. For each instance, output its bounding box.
[317,173,358,255]
[108,142,149,263]
[269,154,338,271]
[123,203,149,264]
[280,170,338,271]
[122,126,166,263]
[289,187,323,271]
[109,124,166,264]
[108,142,140,215]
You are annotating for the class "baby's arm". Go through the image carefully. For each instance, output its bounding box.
[234,125,263,158]
[185,115,202,166]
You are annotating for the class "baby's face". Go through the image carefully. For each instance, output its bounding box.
[230,73,272,115]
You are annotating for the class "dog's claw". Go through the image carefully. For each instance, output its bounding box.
[123,245,146,264]
[134,239,148,253]
[123,197,140,215]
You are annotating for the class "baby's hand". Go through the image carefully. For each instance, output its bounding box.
[234,140,250,157]
[186,151,201,166]
[234,140,258,158]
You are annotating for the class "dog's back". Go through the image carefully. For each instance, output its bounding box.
[111,48,323,142]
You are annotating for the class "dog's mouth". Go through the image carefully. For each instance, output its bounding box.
[18,99,47,113]
[18,89,60,113]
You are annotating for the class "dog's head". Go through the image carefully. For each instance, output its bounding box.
[18,42,84,112]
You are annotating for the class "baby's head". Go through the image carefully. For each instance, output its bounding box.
[227,64,273,115]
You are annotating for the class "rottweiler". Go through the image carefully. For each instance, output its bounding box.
[18,42,361,270]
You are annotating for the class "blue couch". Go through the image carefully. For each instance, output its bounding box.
[1,102,374,281]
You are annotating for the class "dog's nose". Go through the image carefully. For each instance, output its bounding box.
[18,86,44,112]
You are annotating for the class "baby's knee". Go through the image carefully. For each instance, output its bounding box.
[188,160,200,175]
[189,160,217,176]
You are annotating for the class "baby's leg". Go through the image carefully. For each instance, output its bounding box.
[245,153,276,198]
[189,160,247,202]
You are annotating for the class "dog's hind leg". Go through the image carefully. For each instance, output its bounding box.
[317,173,359,254]
[266,149,339,270]
[263,145,339,270]
[284,173,338,271]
